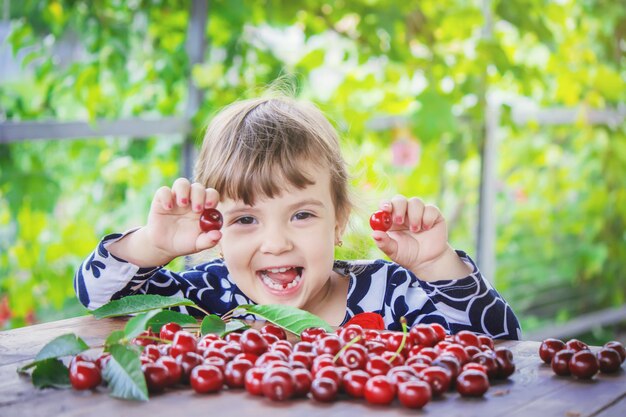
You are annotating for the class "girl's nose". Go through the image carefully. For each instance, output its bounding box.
[259,227,294,255]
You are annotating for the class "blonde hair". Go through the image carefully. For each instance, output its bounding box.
[194,96,353,225]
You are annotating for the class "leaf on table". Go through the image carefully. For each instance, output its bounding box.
[200,314,225,336]
[124,310,162,340]
[91,295,196,319]
[236,304,333,336]
[32,358,70,389]
[104,330,126,350]
[221,320,250,337]
[19,333,89,371]
[102,344,148,401]
[147,310,197,333]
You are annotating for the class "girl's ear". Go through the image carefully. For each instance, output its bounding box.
[335,211,349,244]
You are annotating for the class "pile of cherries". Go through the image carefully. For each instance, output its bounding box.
[68,322,516,408]
[539,338,625,379]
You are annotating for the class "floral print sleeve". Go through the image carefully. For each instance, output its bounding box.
[337,251,521,340]
[74,230,253,315]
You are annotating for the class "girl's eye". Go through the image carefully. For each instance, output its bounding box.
[235,216,256,225]
[293,211,314,221]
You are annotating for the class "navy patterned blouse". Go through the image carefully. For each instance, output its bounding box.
[74,231,522,339]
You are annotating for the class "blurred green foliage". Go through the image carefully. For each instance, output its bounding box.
[1,0,625,340]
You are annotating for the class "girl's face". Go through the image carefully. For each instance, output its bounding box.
[218,164,342,310]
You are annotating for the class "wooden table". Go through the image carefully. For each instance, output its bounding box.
[1,316,625,417]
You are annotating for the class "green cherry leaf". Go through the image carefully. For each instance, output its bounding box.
[102,344,148,401]
[32,358,71,389]
[91,295,196,319]
[104,330,126,351]
[200,314,225,336]
[19,333,89,372]
[123,310,162,340]
[221,320,250,337]
[235,304,333,336]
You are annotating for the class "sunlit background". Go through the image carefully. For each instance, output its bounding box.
[1,0,625,344]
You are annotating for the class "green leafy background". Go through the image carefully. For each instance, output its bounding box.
[1,0,625,343]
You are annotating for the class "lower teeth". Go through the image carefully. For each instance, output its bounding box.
[261,273,301,290]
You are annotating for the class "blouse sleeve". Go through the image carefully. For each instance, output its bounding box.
[411,250,521,339]
[73,230,251,316]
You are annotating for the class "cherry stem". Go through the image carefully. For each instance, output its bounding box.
[387,316,408,364]
[333,335,362,363]
[132,335,172,345]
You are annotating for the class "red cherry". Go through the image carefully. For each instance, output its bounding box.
[472,351,499,379]
[569,350,599,379]
[199,208,223,232]
[343,369,370,398]
[261,323,287,340]
[170,330,197,358]
[597,347,622,373]
[369,210,392,232]
[364,375,396,405]
[176,351,204,383]
[292,368,313,397]
[477,334,494,350]
[426,323,446,341]
[190,364,224,393]
[337,324,365,345]
[397,380,432,409]
[410,324,438,347]
[338,344,368,370]
[454,330,480,348]
[314,334,343,356]
[156,356,182,386]
[300,327,328,343]
[224,358,254,388]
[539,338,565,364]
[240,329,269,356]
[495,347,516,379]
[418,365,452,397]
[261,367,294,401]
[315,366,342,387]
[365,355,392,376]
[604,341,626,363]
[289,352,314,369]
[142,362,169,393]
[224,332,242,344]
[69,360,102,390]
[310,377,339,402]
[565,338,589,353]
[456,369,490,397]
[551,349,575,376]
[159,322,182,342]
[244,367,266,396]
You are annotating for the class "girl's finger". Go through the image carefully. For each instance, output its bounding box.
[422,204,443,230]
[189,182,206,213]
[371,230,398,259]
[378,199,393,212]
[204,187,220,209]
[407,197,425,233]
[154,186,174,211]
[196,230,222,250]
[390,195,408,226]
[171,178,192,207]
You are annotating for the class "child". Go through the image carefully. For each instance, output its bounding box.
[74,96,521,339]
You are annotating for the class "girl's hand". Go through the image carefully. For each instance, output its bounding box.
[371,195,470,281]
[144,178,222,261]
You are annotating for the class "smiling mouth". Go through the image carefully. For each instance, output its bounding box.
[258,267,304,291]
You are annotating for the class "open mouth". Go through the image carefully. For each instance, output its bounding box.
[258,266,304,293]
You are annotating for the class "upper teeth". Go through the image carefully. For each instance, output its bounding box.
[267,267,290,273]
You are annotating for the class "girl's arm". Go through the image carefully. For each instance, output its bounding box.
[74,230,249,316]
